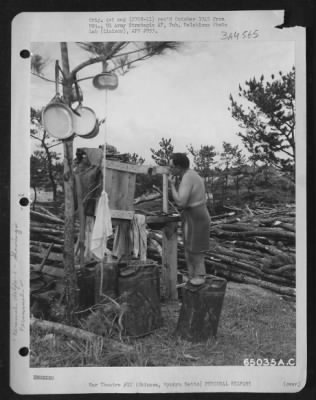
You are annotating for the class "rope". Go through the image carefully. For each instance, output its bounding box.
[100,88,108,296]
[102,89,108,193]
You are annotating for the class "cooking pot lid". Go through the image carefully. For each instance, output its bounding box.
[73,106,96,137]
[80,122,99,139]
[42,104,73,139]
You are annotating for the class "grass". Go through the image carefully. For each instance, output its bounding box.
[30,281,296,367]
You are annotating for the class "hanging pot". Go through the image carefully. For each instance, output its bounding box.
[80,121,100,139]
[93,72,118,90]
[72,106,97,137]
[42,100,74,139]
[42,60,74,140]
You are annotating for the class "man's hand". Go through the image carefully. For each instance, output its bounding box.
[168,175,177,186]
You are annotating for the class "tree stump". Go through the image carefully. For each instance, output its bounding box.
[175,276,227,342]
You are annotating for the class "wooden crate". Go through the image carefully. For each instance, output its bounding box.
[105,160,140,220]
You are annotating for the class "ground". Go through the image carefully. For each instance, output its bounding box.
[30,282,296,367]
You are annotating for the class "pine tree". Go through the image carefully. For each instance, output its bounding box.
[228,68,295,179]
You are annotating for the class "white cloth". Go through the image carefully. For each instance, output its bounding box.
[112,221,131,259]
[91,191,112,260]
[130,214,147,261]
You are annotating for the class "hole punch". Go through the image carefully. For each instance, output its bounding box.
[20,49,30,59]
[19,197,29,207]
[19,347,29,357]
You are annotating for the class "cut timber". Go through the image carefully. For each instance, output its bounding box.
[30,233,64,245]
[134,192,161,205]
[212,228,295,242]
[110,209,134,219]
[146,215,181,225]
[31,226,64,236]
[175,276,227,342]
[105,160,169,175]
[31,210,64,224]
[39,243,54,272]
[30,317,133,352]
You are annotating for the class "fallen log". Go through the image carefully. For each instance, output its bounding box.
[205,252,264,276]
[262,264,296,276]
[232,240,288,257]
[212,228,295,242]
[213,244,264,263]
[30,252,63,267]
[230,246,266,258]
[134,192,161,205]
[30,317,133,352]
[31,221,64,231]
[31,226,64,236]
[36,205,62,219]
[212,223,258,232]
[31,241,64,253]
[276,222,295,232]
[31,210,64,225]
[30,233,65,245]
[261,272,295,287]
[208,269,296,297]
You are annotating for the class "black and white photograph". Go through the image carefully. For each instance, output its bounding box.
[10,10,306,394]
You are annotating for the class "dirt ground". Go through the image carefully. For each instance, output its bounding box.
[30,281,296,367]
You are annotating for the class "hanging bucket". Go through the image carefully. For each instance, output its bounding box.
[175,275,227,342]
[95,260,119,302]
[72,106,97,137]
[77,264,97,308]
[118,261,162,337]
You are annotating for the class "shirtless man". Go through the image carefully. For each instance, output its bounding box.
[168,153,210,282]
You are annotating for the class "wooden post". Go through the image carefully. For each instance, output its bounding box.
[162,222,178,300]
[60,42,79,322]
[161,173,178,300]
[162,173,168,213]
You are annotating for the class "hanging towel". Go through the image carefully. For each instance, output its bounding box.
[91,191,112,260]
[112,221,132,259]
[130,214,147,261]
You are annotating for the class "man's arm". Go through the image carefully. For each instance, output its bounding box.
[170,174,192,208]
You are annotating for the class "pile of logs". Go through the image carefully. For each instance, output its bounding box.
[31,204,296,298]
[148,205,296,298]
[30,208,79,276]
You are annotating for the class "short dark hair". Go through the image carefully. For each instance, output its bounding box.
[171,153,190,169]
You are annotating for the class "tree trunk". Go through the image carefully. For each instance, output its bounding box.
[44,139,57,201]
[30,317,133,352]
[60,43,79,323]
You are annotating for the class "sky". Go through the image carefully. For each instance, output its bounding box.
[30,41,294,164]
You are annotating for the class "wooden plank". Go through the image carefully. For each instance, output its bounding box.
[114,170,130,210]
[105,160,169,175]
[126,173,137,211]
[162,222,178,300]
[106,160,147,174]
[146,215,181,225]
[110,209,134,219]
